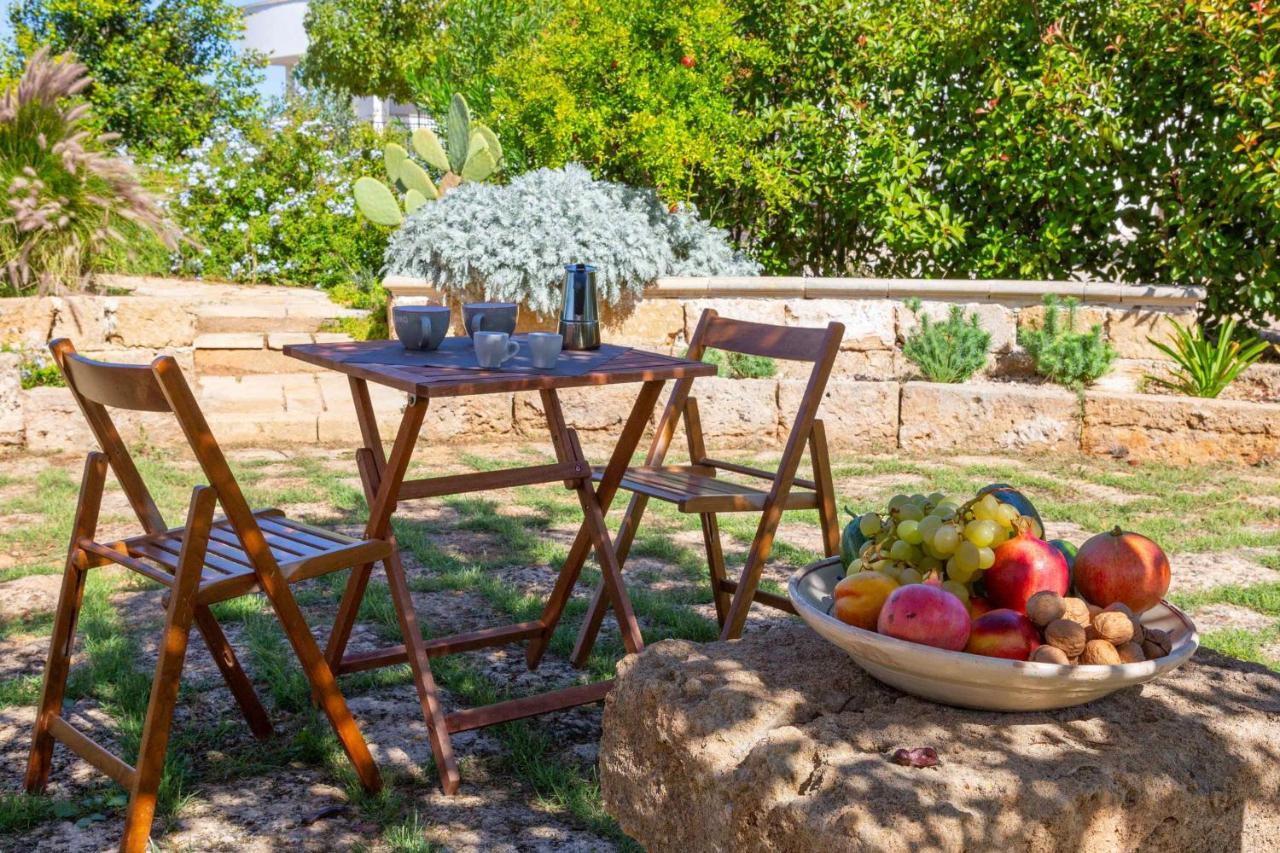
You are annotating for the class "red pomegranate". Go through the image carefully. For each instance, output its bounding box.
[1074,527,1170,613]
[984,525,1069,613]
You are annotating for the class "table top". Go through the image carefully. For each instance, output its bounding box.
[284,338,716,398]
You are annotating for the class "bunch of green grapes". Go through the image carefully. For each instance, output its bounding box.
[853,491,1029,601]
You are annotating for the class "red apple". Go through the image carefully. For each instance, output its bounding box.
[1074,527,1170,613]
[985,526,1069,613]
[877,584,971,651]
[965,609,1040,660]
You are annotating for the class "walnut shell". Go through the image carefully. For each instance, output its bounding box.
[1087,602,1103,619]
[1105,602,1145,641]
[1026,591,1067,627]
[1141,628,1173,660]
[1092,611,1135,645]
[1031,644,1071,665]
[1104,602,1135,618]
[1061,597,1092,627]
[1080,639,1122,665]
[1044,619,1088,658]
[1116,641,1146,664]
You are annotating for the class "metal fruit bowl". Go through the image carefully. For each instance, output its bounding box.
[789,557,1199,712]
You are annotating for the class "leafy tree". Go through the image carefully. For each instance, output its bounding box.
[491,0,1280,324]
[6,0,263,155]
[298,0,552,117]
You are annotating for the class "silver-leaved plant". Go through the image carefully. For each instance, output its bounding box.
[383,163,760,315]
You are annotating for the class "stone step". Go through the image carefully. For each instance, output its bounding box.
[192,331,354,375]
[195,302,365,334]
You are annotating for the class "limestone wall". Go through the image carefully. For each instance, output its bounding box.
[3,275,1279,465]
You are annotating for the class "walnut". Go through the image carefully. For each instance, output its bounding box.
[1044,619,1087,658]
[1087,602,1103,619]
[1026,591,1067,627]
[1061,597,1092,627]
[1092,611,1135,645]
[1031,644,1071,665]
[1105,602,1145,641]
[1080,639,1122,665]
[1116,642,1146,664]
[1141,628,1173,660]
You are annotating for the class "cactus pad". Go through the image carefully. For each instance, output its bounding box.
[474,124,503,166]
[412,127,450,173]
[353,176,403,226]
[404,189,428,214]
[461,148,497,183]
[446,93,472,174]
[399,160,439,200]
[384,143,409,184]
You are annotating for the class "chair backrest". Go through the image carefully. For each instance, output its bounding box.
[647,309,844,479]
[49,338,276,569]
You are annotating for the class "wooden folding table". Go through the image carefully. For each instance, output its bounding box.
[283,338,715,793]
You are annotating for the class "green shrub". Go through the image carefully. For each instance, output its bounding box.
[1144,317,1268,399]
[383,164,759,316]
[325,272,390,341]
[901,298,991,383]
[490,0,1280,325]
[0,49,177,295]
[6,0,263,156]
[1018,295,1115,389]
[156,104,391,290]
[700,348,777,380]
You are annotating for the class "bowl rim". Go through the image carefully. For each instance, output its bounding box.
[788,556,1199,680]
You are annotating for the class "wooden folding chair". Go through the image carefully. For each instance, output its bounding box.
[569,309,845,660]
[25,339,385,852]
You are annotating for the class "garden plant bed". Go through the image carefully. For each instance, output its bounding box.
[1,445,1279,849]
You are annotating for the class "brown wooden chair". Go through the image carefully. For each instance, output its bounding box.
[25,339,385,852]
[570,309,845,662]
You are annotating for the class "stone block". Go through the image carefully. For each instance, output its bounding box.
[0,297,55,346]
[514,384,657,440]
[196,375,286,414]
[0,352,23,445]
[1082,391,1280,465]
[683,299,787,340]
[194,347,320,375]
[194,332,265,350]
[899,382,1080,453]
[897,300,1017,354]
[1016,302,1110,338]
[786,299,897,352]
[49,296,109,347]
[778,378,898,450]
[110,297,196,348]
[206,410,318,445]
[22,386,92,451]
[601,625,1280,853]
[422,393,517,443]
[281,374,324,414]
[686,378,779,448]
[603,299,686,351]
[1106,307,1194,360]
[267,332,314,351]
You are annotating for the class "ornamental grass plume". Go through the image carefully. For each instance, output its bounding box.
[0,47,178,295]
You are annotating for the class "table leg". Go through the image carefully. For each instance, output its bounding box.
[326,393,425,670]
[525,380,663,669]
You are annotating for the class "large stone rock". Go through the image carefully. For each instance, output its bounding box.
[110,297,197,348]
[786,299,897,352]
[899,382,1080,453]
[686,378,780,448]
[0,297,55,346]
[601,624,1280,853]
[1083,391,1280,464]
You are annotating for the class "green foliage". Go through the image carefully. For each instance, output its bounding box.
[901,298,992,383]
[298,0,553,118]
[1145,317,1269,398]
[156,105,390,289]
[4,344,65,389]
[352,94,502,227]
[6,0,263,155]
[491,0,1280,324]
[0,49,177,295]
[1018,295,1116,389]
[325,272,390,341]
[700,347,777,380]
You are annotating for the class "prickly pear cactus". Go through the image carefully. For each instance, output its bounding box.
[412,127,450,173]
[446,94,471,174]
[384,143,409,185]
[399,160,439,200]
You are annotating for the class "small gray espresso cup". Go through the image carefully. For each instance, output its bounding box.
[528,332,563,369]
[463,301,518,337]
[474,331,519,368]
[393,305,450,351]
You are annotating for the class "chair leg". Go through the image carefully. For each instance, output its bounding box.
[700,513,731,627]
[720,505,787,641]
[268,582,382,793]
[26,452,106,793]
[568,492,649,668]
[193,606,273,740]
[121,487,215,853]
[808,420,841,558]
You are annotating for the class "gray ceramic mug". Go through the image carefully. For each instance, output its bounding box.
[393,305,450,351]
[463,302,518,337]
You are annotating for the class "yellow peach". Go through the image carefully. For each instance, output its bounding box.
[833,571,899,631]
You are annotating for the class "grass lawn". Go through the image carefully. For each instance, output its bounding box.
[0,444,1277,851]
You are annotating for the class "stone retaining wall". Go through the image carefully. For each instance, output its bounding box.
[3,276,1279,465]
